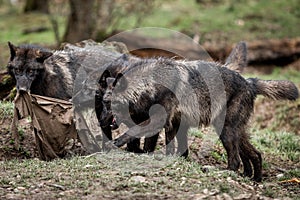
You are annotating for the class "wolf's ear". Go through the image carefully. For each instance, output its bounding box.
[35,50,53,63]
[99,70,111,88]
[8,42,17,61]
[113,73,127,92]
[225,41,247,73]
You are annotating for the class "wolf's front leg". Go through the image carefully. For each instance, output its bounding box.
[111,106,168,150]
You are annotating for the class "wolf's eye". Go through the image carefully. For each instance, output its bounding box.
[27,69,34,75]
[14,68,22,75]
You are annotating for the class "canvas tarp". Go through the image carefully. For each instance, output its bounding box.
[10,92,88,161]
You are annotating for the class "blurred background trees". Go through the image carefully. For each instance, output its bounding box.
[19,0,159,43]
[63,0,157,43]
[0,0,299,55]
[2,0,299,46]
[63,0,96,43]
[24,0,49,13]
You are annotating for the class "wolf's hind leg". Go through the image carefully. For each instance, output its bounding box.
[240,136,262,182]
[219,126,241,171]
[239,146,253,177]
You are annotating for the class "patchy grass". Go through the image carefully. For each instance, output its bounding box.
[251,129,300,162]
[188,128,203,139]
[252,95,300,135]
[0,100,37,160]
[0,1,66,45]
[0,150,299,199]
[0,100,14,119]
[278,168,300,181]
[138,0,300,43]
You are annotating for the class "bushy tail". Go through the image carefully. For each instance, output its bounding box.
[248,78,299,100]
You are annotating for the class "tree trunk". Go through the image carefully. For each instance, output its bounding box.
[63,0,97,43]
[24,0,49,13]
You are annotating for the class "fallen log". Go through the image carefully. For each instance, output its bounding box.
[107,32,300,66]
[206,38,300,66]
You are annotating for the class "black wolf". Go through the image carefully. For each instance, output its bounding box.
[7,41,124,101]
[96,42,248,154]
[100,45,298,182]
[7,42,75,100]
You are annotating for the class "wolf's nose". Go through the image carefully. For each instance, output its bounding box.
[17,86,29,93]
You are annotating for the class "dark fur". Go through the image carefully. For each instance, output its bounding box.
[96,54,163,153]
[7,43,76,100]
[7,42,78,100]
[101,54,298,182]
[97,42,249,155]
[7,41,124,101]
